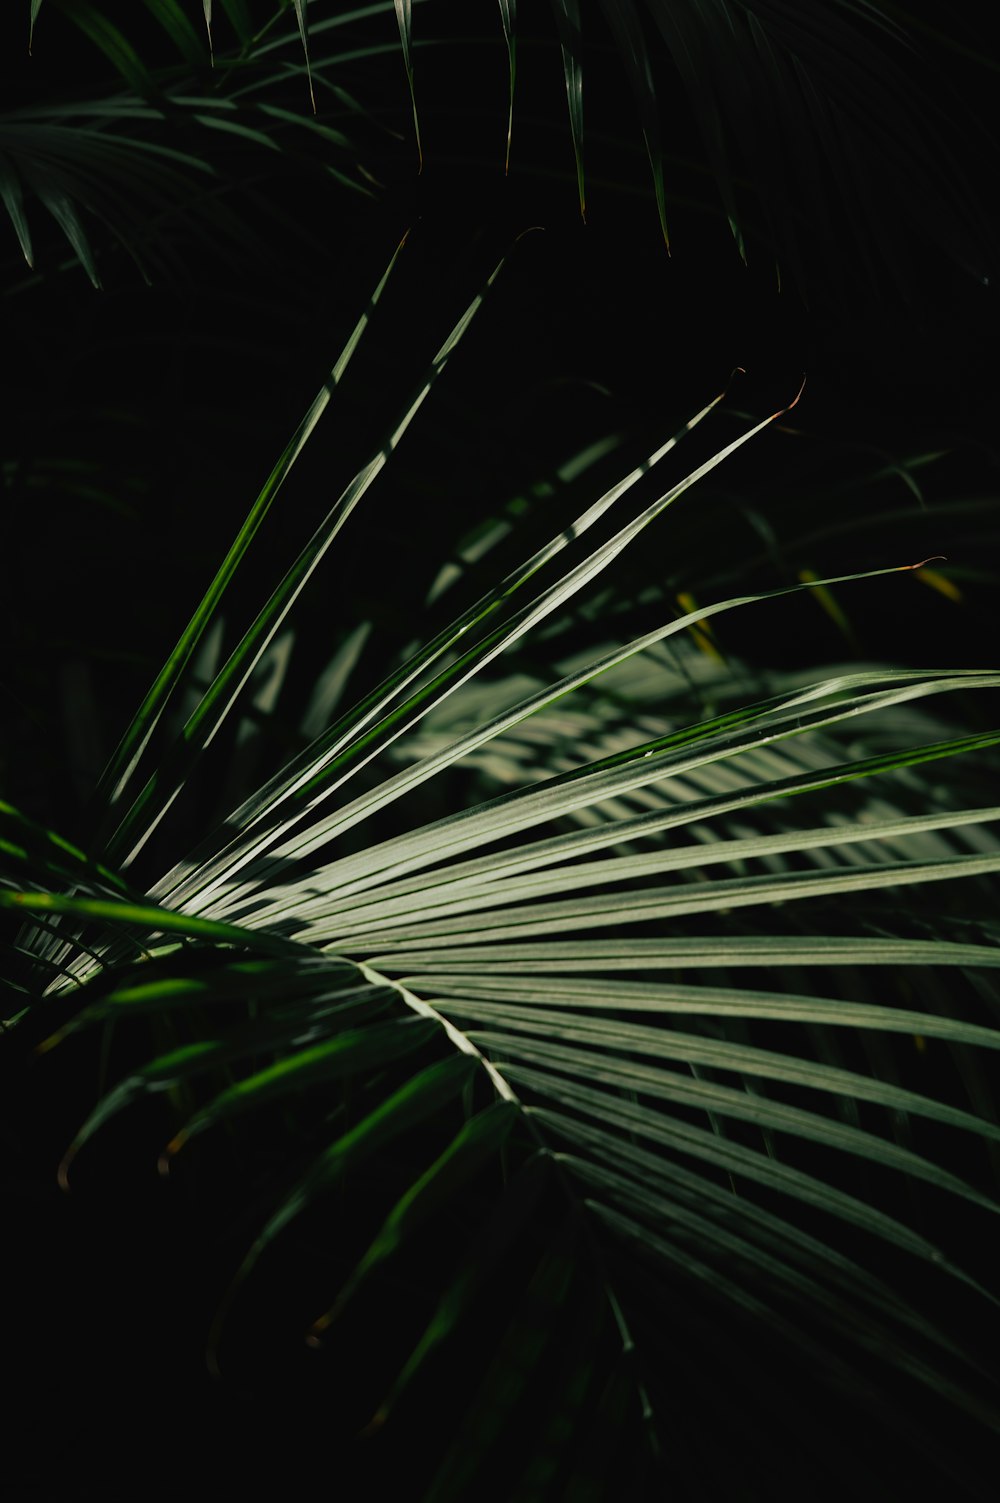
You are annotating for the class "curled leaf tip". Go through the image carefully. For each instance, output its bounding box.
[779,374,807,417]
[57,1146,78,1193]
[905,555,948,571]
[512,225,545,248]
[724,366,747,396]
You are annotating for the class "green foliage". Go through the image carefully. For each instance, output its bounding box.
[7,1,994,290]
[4,2,1000,1497]
[5,239,1000,1493]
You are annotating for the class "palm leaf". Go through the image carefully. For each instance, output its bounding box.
[383,0,991,285]
[6,252,1000,1491]
[93,234,407,839]
[7,4,381,281]
[497,0,516,171]
[394,0,422,166]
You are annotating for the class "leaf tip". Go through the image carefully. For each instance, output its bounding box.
[56,1145,78,1194]
[775,374,807,419]
[305,1311,331,1348]
[512,224,545,249]
[158,1130,186,1176]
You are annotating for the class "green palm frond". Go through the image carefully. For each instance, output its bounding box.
[6,3,381,282]
[373,0,988,287]
[16,2,995,292]
[4,247,1000,1495]
[0,114,224,285]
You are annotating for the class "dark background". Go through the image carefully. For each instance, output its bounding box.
[2,2,1000,1495]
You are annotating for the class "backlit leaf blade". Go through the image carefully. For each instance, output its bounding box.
[153,383,731,916]
[468,1032,1000,1212]
[213,671,1000,933]
[93,237,407,839]
[38,187,99,287]
[394,0,421,166]
[0,797,129,896]
[550,0,586,218]
[497,0,517,171]
[248,726,1000,930]
[291,0,316,112]
[417,971,1000,1052]
[107,246,505,871]
[171,390,801,913]
[597,0,668,246]
[539,1109,973,1362]
[374,932,1000,975]
[333,850,1000,950]
[438,1001,1000,1145]
[0,886,306,959]
[0,152,33,265]
[29,0,43,52]
[516,1078,989,1285]
[293,803,1000,936]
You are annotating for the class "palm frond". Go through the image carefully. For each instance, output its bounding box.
[18,2,992,291]
[5,3,380,282]
[5,250,1000,1494]
[372,0,991,288]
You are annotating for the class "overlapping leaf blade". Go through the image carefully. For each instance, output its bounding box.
[94,236,407,849]
[6,241,999,1481]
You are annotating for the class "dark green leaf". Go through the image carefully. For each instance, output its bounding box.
[550,0,586,218]
[393,0,421,166]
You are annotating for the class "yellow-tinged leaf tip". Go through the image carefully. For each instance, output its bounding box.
[158,1131,186,1176]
